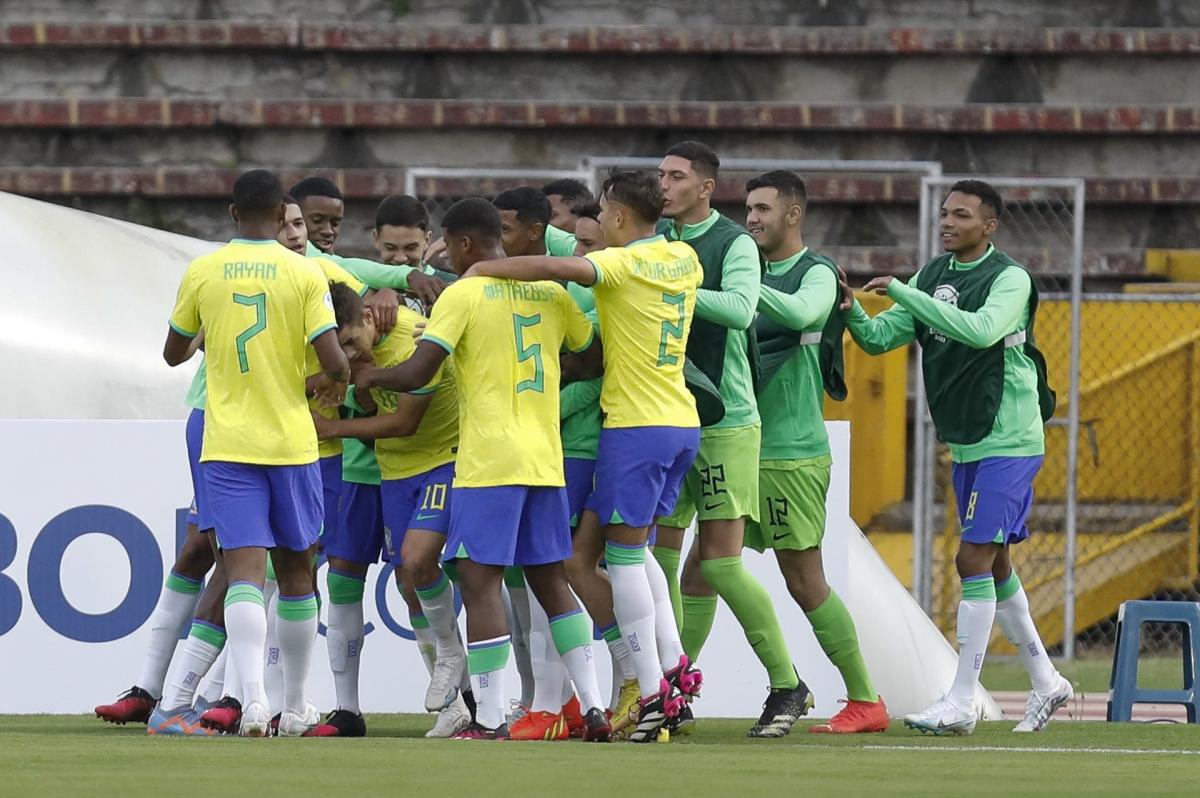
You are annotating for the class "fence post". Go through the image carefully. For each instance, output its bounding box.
[1062,179,1086,661]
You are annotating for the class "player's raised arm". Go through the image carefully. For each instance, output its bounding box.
[465,254,596,286]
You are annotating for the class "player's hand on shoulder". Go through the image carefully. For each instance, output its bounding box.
[354,364,382,393]
[836,265,855,310]
[862,275,895,296]
[407,270,447,306]
[411,320,426,341]
[311,411,337,440]
[365,288,400,333]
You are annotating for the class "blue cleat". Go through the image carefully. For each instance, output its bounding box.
[147,705,218,736]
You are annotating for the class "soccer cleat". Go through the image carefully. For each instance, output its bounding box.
[451,721,510,740]
[95,686,156,725]
[747,677,815,738]
[623,679,685,744]
[426,695,472,738]
[270,713,281,736]
[610,678,640,738]
[278,702,321,737]
[425,646,465,712]
[581,707,612,742]
[663,654,704,700]
[146,705,217,736]
[664,703,696,736]
[505,700,529,726]
[903,697,977,736]
[1013,676,1074,733]
[192,696,217,715]
[809,697,890,734]
[238,701,271,738]
[509,710,569,741]
[199,696,242,735]
[562,695,585,738]
[303,708,367,737]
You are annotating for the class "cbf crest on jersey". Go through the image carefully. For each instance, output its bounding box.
[929,284,959,342]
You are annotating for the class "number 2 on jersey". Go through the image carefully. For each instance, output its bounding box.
[658,291,686,366]
[233,292,267,374]
[512,313,544,393]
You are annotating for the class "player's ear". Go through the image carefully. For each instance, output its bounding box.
[984,215,999,237]
[699,176,716,201]
[423,229,432,247]
[371,228,380,246]
[275,202,286,225]
[228,203,238,224]
[530,222,545,242]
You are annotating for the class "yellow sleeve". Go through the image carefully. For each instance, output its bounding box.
[316,257,368,297]
[392,310,442,395]
[421,282,472,354]
[302,266,338,343]
[169,264,201,337]
[584,246,632,288]
[560,288,596,353]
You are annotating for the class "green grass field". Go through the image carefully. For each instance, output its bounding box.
[5,714,1199,797]
[983,655,1180,693]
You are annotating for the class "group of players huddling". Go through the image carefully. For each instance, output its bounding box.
[94,140,1074,741]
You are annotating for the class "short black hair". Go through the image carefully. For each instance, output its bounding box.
[289,176,343,204]
[492,187,551,227]
[664,140,720,180]
[282,193,298,206]
[330,280,364,329]
[232,169,284,222]
[375,194,429,231]
[540,178,594,210]
[601,169,664,225]
[574,201,601,223]
[441,197,503,243]
[745,170,808,212]
[949,179,1003,219]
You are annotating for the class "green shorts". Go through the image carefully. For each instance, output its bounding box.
[658,423,761,528]
[744,456,832,553]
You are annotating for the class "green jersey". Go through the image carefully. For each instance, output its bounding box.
[545,225,577,258]
[341,387,382,485]
[185,359,207,410]
[560,293,601,460]
[843,244,1047,463]
[304,241,415,290]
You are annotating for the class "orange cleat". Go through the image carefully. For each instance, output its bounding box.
[508,710,569,741]
[562,695,585,738]
[808,697,890,734]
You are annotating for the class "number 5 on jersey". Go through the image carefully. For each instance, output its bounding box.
[513,313,544,393]
[233,292,267,373]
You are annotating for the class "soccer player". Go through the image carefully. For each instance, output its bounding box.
[840,179,1070,735]
[464,170,703,743]
[163,169,350,737]
[743,170,889,734]
[541,177,594,233]
[373,194,459,289]
[312,281,471,738]
[356,198,610,742]
[654,141,808,737]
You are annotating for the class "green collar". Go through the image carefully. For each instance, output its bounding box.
[765,246,808,275]
[629,233,666,248]
[669,209,720,241]
[231,237,276,245]
[950,242,996,270]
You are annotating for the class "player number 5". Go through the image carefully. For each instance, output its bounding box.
[233,292,267,374]
[512,313,544,394]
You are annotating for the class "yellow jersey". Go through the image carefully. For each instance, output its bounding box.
[584,235,702,428]
[370,308,460,481]
[308,257,366,459]
[421,277,594,487]
[169,238,336,465]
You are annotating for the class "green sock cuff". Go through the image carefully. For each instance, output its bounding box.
[410,612,430,630]
[415,572,451,601]
[652,546,680,569]
[467,639,511,674]
[225,582,264,608]
[277,594,319,621]
[682,594,718,610]
[165,571,203,595]
[804,589,847,625]
[600,623,622,644]
[604,541,646,566]
[961,575,997,602]
[549,611,593,654]
[188,621,226,648]
[994,571,1022,603]
[327,571,366,605]
[503,567,526,589]
[264,556,276,582]
[699,554,742,580]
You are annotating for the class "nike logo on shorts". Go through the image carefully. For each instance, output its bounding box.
[772,530,788,541]
[703,501,723,511]
[416,513,438,521]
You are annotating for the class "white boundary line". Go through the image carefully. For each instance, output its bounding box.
[853,744,1200,756]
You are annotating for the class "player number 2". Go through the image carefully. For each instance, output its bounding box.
[512,313,544,394]
[658,291,686,367]
[233,292,267,374]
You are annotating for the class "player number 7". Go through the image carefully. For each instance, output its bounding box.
[233,292,267,374]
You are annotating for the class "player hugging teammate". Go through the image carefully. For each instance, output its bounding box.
[94,150,1067,740]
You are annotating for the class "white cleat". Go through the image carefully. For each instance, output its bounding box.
[425,645,465,712]
[1013,676,1074,732]
[239,701,271,738]
[425,695,472,738]
[903,697,977,736]
[277,702,320,737]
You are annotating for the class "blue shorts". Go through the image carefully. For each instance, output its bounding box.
[319,455,342,540]
[952,455,1044,546]
[380,462,455,565]
[586,426,700,528]
[323,481,384,565]
[184,409,213,530]
[446,485,571,567]
[564,457,596,528]
[203,460,322,552]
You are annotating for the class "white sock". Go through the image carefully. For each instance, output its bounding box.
[224,640,243,702]
[609,651,624,711]
[606,544,663,698]
[223,583,268,709]
[413,615,438,675]
[645,555,686,670]
[416,572,463,659]
[262,578,284,713]
[947,575,997,708]
[197,646,227,704]
[995,573,1059,693]
[137,571,203,697]
[276,593,320,715]
[468,635,511,730]
[504,581,536,707]
[527,593,569,714]
[551,609,604,714]
[326,599,364,714]
[159,621,224,709]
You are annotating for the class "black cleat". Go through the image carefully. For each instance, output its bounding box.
[663,703,696,736]
[747,674,815,739]
[304,708,367,737]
